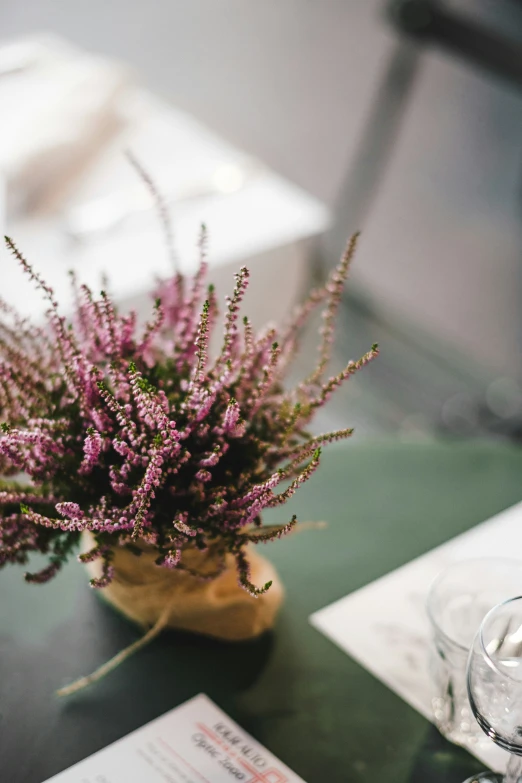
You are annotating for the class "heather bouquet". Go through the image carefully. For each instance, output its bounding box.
[0,222,377,690]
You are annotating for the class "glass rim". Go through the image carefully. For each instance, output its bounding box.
[477,594,522,685]
[426,556,522,653]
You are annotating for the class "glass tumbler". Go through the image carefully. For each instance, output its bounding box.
[427,557,522,748]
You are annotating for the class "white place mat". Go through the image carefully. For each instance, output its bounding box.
[310,501,522,772]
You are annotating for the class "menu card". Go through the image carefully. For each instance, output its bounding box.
[44,694,306,783]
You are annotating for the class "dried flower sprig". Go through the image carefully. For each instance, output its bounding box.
[0,232,378,596]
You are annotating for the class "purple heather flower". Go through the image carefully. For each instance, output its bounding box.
[79,429,103,475]
[0,231,378,596]
[56,502,84,520]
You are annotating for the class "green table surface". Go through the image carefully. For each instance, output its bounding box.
[2,439,522,783]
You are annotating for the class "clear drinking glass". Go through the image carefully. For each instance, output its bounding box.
[464,596,522,783]
[427,558,522,748]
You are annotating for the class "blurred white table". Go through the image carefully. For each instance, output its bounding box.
[1,64,329,327]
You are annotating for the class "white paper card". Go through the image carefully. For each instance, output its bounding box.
[310,500,522,773]
[44,693,306,783]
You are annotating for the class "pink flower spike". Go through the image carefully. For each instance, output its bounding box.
[79,429,103,475]
[162,549,182,568]
[56,502,84,520]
